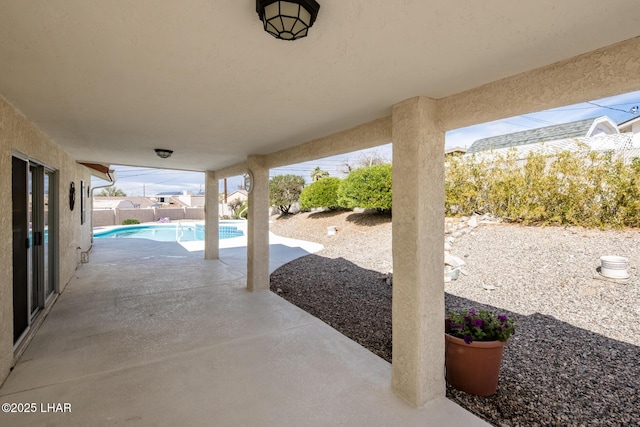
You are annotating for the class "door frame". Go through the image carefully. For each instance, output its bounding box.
[12,152,58,347]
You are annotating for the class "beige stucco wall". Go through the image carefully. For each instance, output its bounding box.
[264,117,392,169]
[216,37,640,179]
[210,37,640,407]
[93,209,117,227]
[246,155,270,291]
[391,97,446,405]
[0,100,13,385]
[0,96,92,384]
[94,207,205,227]
[1,35,638,402]
[154,208,204,221]
[184,208,205,220]
[204,171,219,260]
[115,208,156,225]
[439,37,640,132]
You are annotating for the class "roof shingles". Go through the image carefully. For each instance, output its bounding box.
[467,118,596,153]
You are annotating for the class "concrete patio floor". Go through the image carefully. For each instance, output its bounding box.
[0,237,489,426]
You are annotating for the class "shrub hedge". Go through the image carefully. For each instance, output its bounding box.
[300,177,342,210]
[445,149,640,228]
[338,163,392,212]
[267,149,639,229]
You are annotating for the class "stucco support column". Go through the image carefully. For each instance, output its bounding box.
[247,155,270,291]
[204,171,219,260]
[391,96,445,406]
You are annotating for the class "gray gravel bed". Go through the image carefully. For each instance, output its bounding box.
[270,220,640,426]
[447,225,640,426]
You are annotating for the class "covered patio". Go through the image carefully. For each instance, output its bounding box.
[0,238,487,426]
[1,1,639,424]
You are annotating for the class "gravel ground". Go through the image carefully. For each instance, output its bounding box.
[269,211,640,426]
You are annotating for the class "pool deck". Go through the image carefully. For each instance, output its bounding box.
[0,236,489,427]
[179,232,324,273]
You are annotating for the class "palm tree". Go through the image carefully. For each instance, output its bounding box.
[310,166,329,182]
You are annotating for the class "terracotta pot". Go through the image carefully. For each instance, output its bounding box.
[444,333,505,396]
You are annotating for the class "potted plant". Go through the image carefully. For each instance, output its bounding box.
[445,309,515,396]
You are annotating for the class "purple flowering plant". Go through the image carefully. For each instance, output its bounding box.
[447,309,515,344]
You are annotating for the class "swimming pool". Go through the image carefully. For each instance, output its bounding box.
[93,222,244,242]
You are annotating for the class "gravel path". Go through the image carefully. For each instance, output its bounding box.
[269,212,640,426]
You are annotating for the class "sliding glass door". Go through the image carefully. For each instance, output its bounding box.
[44,170,54,299]
[12,157,29,343]
[12,156,56,344]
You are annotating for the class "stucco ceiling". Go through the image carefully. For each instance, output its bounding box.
[1,1,639,171]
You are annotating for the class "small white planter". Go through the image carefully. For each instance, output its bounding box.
[600,256,629,279]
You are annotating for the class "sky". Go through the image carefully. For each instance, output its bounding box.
[96,90,640,197]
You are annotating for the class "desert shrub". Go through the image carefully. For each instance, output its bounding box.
[227,197,249,219]
[445,153,481,215]
[232,200,248,219]
[445,148,640,228]
[300,177,342,210]
[97,187,126,197]
[338,163,392,212]
[227,197,243,212]
[122,218,140,225]
[269,174,305,214]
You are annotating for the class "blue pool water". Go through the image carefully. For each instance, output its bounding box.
[94,223,243,242]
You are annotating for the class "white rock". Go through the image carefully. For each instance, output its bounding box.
[468,216,478,228]
[445,253,466,268]
[447,267,461,281]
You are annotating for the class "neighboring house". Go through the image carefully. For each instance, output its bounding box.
[224,189,248,204]
[220,190,248,217]
[467,116,621,155]
[153,191,186,204]
[92,197,155,209]
[464,116,640,163]
[174,193,205,208]
[618,115,640,147]
[93,199,135,210]
[151,191,205,208]
[445,147,467,156]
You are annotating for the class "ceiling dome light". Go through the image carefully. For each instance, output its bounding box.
[154,148,173,159]
[256,0,320,41]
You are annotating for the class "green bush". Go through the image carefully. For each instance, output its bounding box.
[445,148,640,228]
[269,174,305,214]
[122,218,140,225]
[300,177,342,210]
[338,163,392,212]
[233,200,248,219]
